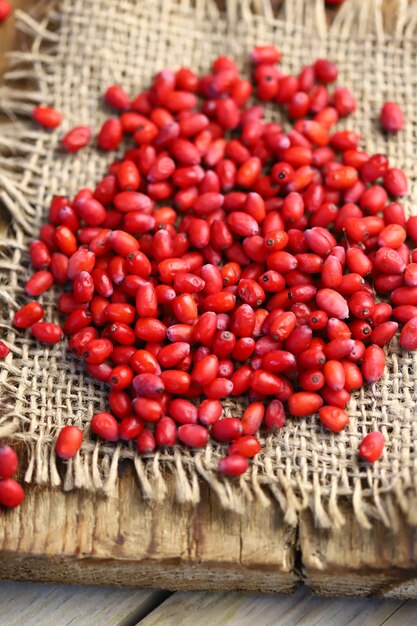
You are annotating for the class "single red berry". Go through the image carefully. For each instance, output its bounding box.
[359,431,384,462]
[384,167,408,197]
[288,392,323,417]
[119,416,145,441]
[0,479,25,508]
[177,424,209,448]
[137,429,156,454]
[380,102,404,133]
[91,412,119,442]
[55,425,83,460]
[241,402,265,435]
[314,59,338,84]
[61,126,92,152]
[218,454,249,476]
[0,446,18,479]
[32,106,62,129]
[31,322,63,344]
[25,270,54,296]
[229,435,261,458]
[400,316,417,350]
[319,405,349,432]
[105,85,131,110]
[155,417,177,447]
[250,45,281,65]
[361,345,386,383]
[264,400,286,430]
[97,118,123,150]
[0,0,13,20]
[0,341,10,359]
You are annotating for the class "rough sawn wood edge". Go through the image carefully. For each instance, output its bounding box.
[1,469,417,597]
[0,471,298,593]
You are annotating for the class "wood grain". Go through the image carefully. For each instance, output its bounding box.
[0,469,297,592]
[1,0,417,600]
[138,586,406,626]
[300,505,417,598]
[0,581,169,626]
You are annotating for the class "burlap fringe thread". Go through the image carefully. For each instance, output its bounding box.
[1,0,417,530]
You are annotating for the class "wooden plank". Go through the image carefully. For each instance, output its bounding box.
[0,469,298,592]
[382,600,417,626]
[138,586,407,626]
[0,581,168,626]
[300,505,417,598]
[1,0,417,600]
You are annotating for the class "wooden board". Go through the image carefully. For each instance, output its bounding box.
[0,581,170,626]
[300,506,417,599]
[0,468,297,593]
[2,581,417,626]
[1,0,417,599]
[138,585,408,626]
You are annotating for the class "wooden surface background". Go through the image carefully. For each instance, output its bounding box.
[2,2,417,619]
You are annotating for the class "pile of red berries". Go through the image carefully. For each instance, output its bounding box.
[1,44,413,506]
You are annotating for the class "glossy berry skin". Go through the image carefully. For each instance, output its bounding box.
[55,425,83,460]
[0,479,25,508]
[0,446,18,479]
[30,240,51,269]
[169,398,198,425]
[31,322,63,344]
[61,126,92,152]
[380,102,404,133]
[119,416,145,441]
[25,271,54,296]
[241,402,265,435]
[400,316,417,350]
[155,417,177,447]
[0,341,10,359]
[83,338,113,364]
[177,424,209,447]
[32,106,62,129]
[137,429,156,454]
[288,392,323,417]
[211,418,242,442]
[98,118,123,150]
[228,435,261,458]
[218,454,249,476]
[0,1,13,21]
[198,399,222,425]
[105,85,131,110]
[91,412,119,442]
[13,302,45,329]
[319,405,349,432]
[361,345,385,384]
[359,431,384,462]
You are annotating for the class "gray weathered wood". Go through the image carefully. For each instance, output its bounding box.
[0,581,168,626]
[137,586,411,626]
[382,601,417,626]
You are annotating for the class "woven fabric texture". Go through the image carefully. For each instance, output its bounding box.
[1,0,417,529]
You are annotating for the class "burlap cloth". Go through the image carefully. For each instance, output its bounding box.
[1,0,417,529]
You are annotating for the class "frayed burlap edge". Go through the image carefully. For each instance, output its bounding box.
[1,0,417,530]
